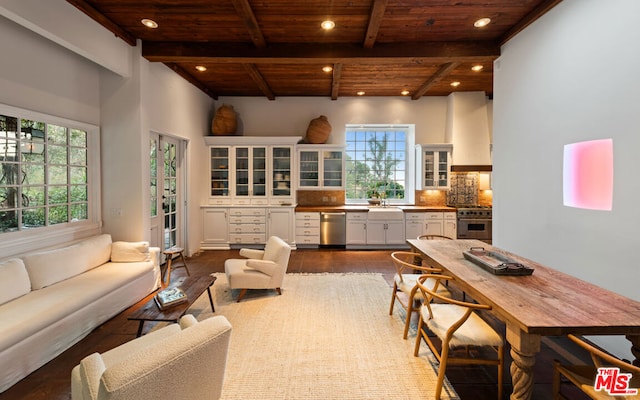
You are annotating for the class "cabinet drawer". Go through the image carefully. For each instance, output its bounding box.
[444,212,456,220]
[296,236,320,245]
[425,212,444,220]
[228,208,265,217]
[346,212,367,221]
[229,234,266,244]
[296,219,320,228]
[296,212,320,221]
[229,224,265,233]
[229,215,266,224]
[296,227,320,236]
[405,212,424,221]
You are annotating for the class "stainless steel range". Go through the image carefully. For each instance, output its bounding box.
[456,206,492,243]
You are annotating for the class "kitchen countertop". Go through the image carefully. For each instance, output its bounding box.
[294,205,456,212]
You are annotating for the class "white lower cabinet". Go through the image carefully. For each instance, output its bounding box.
[405,212,425,241]
[443,212,457,239]
[295,212,320,245]
[346,212,367,245]
[424,212,445,236]
[201,207,229,249]
[366,220,405,245]
[268,207,293,244]
[228,208,266,245]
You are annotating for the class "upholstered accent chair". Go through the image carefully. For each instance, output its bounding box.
[224,236,292,302]
[389,251,451,339]
[413,274,504,400]
[71,315,232,400]
[552,334,640,400]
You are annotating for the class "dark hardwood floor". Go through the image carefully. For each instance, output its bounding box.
[0,248,590,400]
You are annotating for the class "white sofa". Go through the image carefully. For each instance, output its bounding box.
[0,234,161,393]
[71,314,232,400]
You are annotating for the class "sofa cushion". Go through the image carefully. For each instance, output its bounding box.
[0,259,31,305]
[22,234,112,290]
[111,241,150,263]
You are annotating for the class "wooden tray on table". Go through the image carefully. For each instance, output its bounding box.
[463,247,534,276]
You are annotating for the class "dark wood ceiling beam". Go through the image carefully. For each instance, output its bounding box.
[66,0,137,46]
[165,63,219,99]
[411,62,459,100]
[230,0,267,48]
[363,0,388,49]
[243,64,275,100]
[142,41,499,64]
[330,63,343,100]
[500,0,563,45]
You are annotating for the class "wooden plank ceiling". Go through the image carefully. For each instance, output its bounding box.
[67,0,561,100]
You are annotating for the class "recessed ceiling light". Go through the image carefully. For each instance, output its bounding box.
[322,66,333,73]
[450,81,461,87]
[474,18,491,28]
[141,18,158,29]
[321,20,335,30]
[471,65,484,72]
[356,91,365,96]
[401,90,410,96]
[195,65,207,72]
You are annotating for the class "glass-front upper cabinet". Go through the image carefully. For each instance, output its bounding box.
[416,144,452,190]
[271,146,293,204]
[209,146,231,204]
[323,150,343,188]
[297,145,344,189]
[234,146,267,205]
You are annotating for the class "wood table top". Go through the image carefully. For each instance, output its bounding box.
[407,239,640,336]
[128,275,216,322]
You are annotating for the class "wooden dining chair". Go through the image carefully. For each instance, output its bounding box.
[417,234,454,240]
[389,251,451,340]
[552,334,640,400]
[413,274,504,400]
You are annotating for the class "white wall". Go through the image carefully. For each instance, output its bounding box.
[214,96,450,145]
[493,0,640,358]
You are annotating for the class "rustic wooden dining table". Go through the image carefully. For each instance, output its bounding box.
[407,238,640,400]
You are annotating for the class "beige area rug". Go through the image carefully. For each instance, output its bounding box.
[186,273,459,400]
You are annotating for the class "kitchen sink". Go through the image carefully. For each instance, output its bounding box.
[367,207,404,220]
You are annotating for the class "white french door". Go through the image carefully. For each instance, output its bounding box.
[150,133,186,255]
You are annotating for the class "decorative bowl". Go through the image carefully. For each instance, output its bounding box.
[367,198,381,205]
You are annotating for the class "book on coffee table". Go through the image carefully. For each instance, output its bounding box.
[154,287,188,310]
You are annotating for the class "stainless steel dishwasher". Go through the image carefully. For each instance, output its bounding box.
[320,212,346,247]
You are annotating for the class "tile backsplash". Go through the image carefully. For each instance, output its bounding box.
[447,172,479,206]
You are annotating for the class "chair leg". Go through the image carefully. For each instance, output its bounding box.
[414,314,425,357]
[236,288,247,302]
[403,295,415,340]
[179,252,191,276]
[389,282,398,315]
[497,345,504,400]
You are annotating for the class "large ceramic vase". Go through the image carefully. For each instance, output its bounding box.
[305,115,331,144]
[211,104,238,135]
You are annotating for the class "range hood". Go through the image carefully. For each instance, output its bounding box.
[445,92,492,171]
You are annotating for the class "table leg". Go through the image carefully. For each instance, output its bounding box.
[165,257,173,285]
[506,323,541,400]
[206,286,215,312]
[627,334,640,367]
[136,320,145,337]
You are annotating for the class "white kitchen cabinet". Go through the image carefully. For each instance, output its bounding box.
[207,146,232,205]
[233,146,268,205]
[346,212,367,245]
[298,145,345,189]
[416,144,453,190]
[443,212,457,239]
[228,208,266,245]
[268,207,294,244]
[424,212,444,236]
[270,146,294,205]
[201,207,229,249]
[405,212,425,240]
[295,212,320,245]
[367,219,405,245]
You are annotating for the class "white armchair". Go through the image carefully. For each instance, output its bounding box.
[71,315,232,400]
[224,236,292,302]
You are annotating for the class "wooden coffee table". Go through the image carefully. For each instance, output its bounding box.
[128,275,217,337]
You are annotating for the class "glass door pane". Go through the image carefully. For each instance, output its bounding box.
[252,147,266,197]
[235,147,249,197]
[272,146,291,196]
[423,151,435,187]
[210,147,229,196]
[299,150,318,187]
[323,150,342,187]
